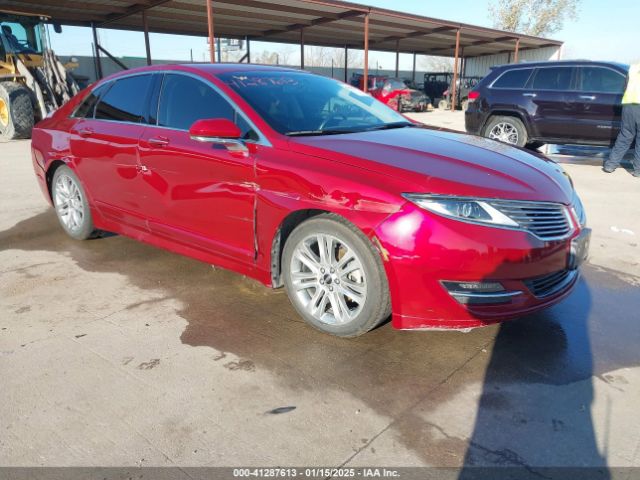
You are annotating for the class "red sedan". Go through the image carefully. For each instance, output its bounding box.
[30,64,590,337]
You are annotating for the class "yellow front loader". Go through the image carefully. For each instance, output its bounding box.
[0,10,79,141]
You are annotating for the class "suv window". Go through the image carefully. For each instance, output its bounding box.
[157,74,258,140]
[492,69,533,89]
[531,67,573,90]
[72,84,110,119]
[579,67,626,94]
[95,74,153,123]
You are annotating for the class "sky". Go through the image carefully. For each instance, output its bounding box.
[47,0,640,69]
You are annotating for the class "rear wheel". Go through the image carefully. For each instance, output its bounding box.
[484,115,528,147]
[282,214,391,337]
[461,99,469,111]
[51,166,96,240]
[0,82,34,142]
[438,99,449,110]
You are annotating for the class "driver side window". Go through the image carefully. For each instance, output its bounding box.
[158,73,257,140]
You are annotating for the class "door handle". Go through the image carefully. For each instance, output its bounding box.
[78,128,94,137]
[523,93,537,97]
[579,95,596,100]
[148,136,169,147]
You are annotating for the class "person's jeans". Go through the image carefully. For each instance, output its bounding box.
[606,104,640,174]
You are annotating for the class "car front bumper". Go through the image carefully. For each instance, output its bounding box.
[373,202,585,330]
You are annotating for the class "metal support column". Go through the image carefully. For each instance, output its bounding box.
[300,28,305,70]
[451,28,460,112]
[395,39,399,77]
[412,52,416,83]
[363,12,369,92]
[206,0,215,63]
[91,22,103,79]
[217,37,221,62]
[142,10,151,66]
[344,45,348,82]
[246,37,251,63]
[513,37,520,63]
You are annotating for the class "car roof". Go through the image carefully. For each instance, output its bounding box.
[492,60,629,71]
[100,62,306,82]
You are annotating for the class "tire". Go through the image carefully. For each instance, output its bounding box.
[282,214,391,337]
[51,165,96,240]
[461,99,469,111]
[438,99,449,110]
[0,81,34,142]
[484,115,528,147]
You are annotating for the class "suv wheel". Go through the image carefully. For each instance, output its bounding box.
[484,115,528,147]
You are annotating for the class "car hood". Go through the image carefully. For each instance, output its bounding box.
[288,126,574,204]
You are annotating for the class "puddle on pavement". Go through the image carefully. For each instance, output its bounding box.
[2,209,639,467]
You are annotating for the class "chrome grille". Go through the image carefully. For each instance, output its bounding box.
[489,200,573,240]
[525,269,577,298]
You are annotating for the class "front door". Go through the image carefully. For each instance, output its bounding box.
[527,66,576,140]
[137,73,258,262]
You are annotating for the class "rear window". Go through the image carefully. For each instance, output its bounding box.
[579,67,626,94]
[492,68,533,89]
[95,74,153,123]
[531,67,573,90]
[72,84,110,119]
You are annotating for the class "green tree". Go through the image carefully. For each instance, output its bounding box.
[489,0,580,36]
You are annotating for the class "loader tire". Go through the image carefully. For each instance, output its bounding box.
[0,82,35,142]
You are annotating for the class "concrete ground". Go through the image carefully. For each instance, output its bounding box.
[1,125,639,474]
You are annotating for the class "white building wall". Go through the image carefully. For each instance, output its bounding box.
[464,46,561,78]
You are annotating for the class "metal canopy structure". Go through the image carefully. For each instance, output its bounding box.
[1,0,562,106]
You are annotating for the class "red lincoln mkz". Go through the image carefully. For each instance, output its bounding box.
[30,64,590,337]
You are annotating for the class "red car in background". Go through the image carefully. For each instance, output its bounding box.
[351,74,430,112]
[31,64,589,337]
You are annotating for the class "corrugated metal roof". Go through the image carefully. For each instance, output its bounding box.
[1,0,562,57]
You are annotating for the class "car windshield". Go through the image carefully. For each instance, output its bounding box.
[218,71,411,136]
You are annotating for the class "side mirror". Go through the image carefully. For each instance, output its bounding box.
[53,23,63,34]
[189,118,248,156]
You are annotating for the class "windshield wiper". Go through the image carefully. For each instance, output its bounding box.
[285,128,362,137]
[365,121,416,131]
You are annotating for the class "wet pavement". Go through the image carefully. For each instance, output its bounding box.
[1,140,640,473]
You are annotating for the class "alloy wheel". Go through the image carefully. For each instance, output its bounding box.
[290,233,367,325]
[488,122,519,144]
[54,174,85,232]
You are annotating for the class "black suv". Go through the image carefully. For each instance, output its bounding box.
[465,60,629,148]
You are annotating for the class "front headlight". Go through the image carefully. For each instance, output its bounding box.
[402,194,519,228]
[571,191,587,227]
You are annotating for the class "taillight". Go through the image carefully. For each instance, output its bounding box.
[468,91,480,102]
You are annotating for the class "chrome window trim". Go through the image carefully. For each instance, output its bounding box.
[69,69,272,148]
[490,65,576,92]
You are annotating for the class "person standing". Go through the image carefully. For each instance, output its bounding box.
[603,63,640,177]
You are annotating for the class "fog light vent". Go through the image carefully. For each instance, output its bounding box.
[441,281,521,305]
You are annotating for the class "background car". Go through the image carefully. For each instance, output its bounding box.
[31,64,588,337]
[465,60,629,148]
[368,77,430,112]
[439,75,482,111]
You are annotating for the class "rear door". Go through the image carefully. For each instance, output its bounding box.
[71,73,154,231]
[525,66,576,140]
[573,65,626,143]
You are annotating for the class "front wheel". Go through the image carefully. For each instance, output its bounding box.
[484,115,528,147]
[282,214,391,337]
[51,165,96,240]
[0,82,34,142]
